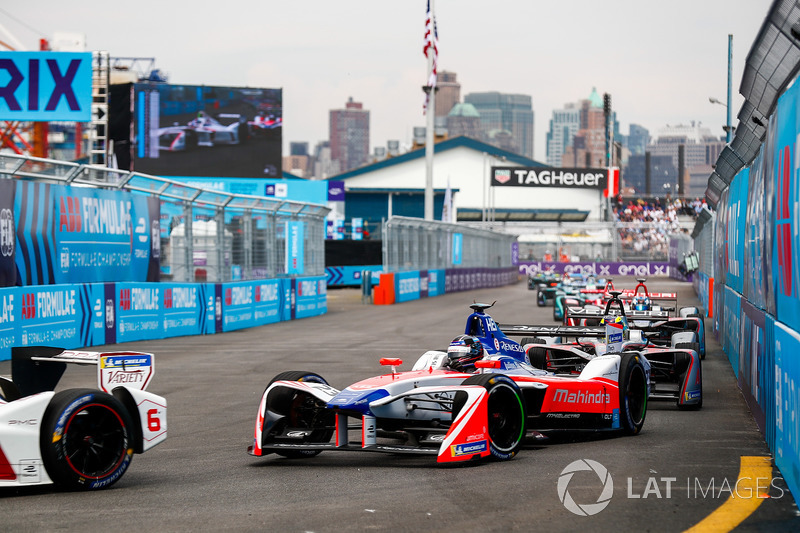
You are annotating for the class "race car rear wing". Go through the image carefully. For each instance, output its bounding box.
[499,324,606,339]
[566,307,672,322]
[11,346,155,397]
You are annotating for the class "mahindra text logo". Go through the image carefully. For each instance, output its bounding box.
[164,288,173,309]
[0,208,13,257]
[777,145,793,297]
[21,293,35,319]
[553,389,611,404]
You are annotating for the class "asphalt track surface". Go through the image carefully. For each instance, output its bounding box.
[2,277,799,532]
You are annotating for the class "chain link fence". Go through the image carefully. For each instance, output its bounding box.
[0,153,329,283]
[382,216,516,272]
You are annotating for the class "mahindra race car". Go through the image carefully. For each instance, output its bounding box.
[0,347,167,490]
[248,303,649,464]
[505,292,703,409]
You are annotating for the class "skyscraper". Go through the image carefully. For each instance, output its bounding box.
[546,104,580,167]
[329,97,370,173]
[559,88,612,168]
[435,70,461,118]
[463,92,534,159]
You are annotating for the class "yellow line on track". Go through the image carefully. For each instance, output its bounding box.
[684,456,773,533]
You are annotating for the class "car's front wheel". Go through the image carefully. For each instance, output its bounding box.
[461,374,526,460]
[618,354,648,435]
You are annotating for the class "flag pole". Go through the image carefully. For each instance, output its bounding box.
[424,0,436,221]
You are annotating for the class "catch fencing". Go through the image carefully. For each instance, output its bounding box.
[0,153,329,284]
[382,216,516,272]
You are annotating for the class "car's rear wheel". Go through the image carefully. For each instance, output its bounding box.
[618,354,648,435]
[537,290,546,307]
[265,371,333,458]
[461,374,525,460]
[40,389,134,490]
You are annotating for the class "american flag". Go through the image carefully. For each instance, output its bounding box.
[423,0,438,114]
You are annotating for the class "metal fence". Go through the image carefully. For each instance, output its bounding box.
[0,153,330,282]
[382,216,517,272]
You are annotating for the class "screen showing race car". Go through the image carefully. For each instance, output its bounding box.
[132,83,282,178]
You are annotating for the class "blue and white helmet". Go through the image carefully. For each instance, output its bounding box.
[632,295,651,311]
[446,335,484,372]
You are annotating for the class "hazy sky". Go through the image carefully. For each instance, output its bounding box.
[2,1,775,161]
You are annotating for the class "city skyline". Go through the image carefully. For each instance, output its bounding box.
[3,1,773,161]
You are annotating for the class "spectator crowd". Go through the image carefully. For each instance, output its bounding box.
[613,197,707,260]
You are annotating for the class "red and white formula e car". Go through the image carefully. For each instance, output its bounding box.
[0,347,167,490]
[248,303,649,464]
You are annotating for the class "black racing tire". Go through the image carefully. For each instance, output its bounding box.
[520,337,545,347]
[618,353,648,436]
[40,388,134,491]
[461,374,525,460]
[537,291,546,307]
[265,371,332,458]
[675,342,700,355]
[526,347,548,370]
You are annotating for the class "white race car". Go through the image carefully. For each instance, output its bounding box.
[0,347,167,490]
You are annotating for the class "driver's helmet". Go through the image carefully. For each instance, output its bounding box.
[632,294,651,311]
[446,335,484,372]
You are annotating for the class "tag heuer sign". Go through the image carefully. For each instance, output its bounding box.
[491,166,607,190]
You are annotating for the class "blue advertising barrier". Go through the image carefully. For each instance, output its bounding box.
[0,276,328,361]
[294,276,327,319]
[722,286,741,376]
[395,271,421,303]
[739,299,771,438]
[772,80,800,331]
[114,282,163,343]
[162,283,214,338]
[12,180,160,287]
[774,321,800,503]
[17,283,104,350]
[725,169,747,294]
[745,147,767,310]
[325,265,382,286]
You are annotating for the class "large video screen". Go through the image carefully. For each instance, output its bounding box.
[132,83,282,178]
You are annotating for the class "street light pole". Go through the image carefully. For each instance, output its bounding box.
[726,34,733,144]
